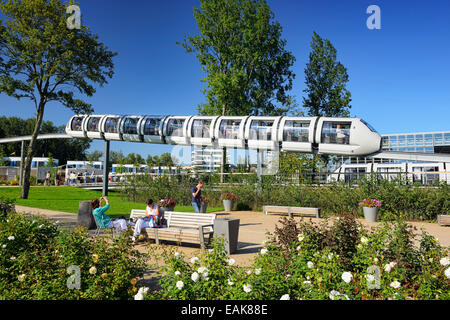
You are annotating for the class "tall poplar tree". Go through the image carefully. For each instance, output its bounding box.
[303,31,351,117]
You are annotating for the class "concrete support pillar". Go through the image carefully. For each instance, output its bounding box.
[102,140,110,196]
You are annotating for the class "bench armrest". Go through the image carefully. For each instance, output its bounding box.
[199,224,214,233]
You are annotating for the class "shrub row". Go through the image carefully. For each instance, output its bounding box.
[120,174,450,221]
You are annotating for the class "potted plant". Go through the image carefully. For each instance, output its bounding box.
[200,195,210,213]
[159,198,176,214]
[220,192,237,211]
[359,198,381,222]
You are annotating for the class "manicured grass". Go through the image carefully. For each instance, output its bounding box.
[0,186,223,218]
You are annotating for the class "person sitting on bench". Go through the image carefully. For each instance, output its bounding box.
[132,198,160,242]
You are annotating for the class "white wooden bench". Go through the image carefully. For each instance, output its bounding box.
[437,215,450,227]
[131,210,216,246]
[263,205,321,218]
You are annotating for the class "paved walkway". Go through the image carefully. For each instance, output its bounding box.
[14,205,450,267]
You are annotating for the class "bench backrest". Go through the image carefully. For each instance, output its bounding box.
[166,212,216,229]
[130,209,147,219]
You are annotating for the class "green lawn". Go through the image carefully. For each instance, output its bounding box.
[0,186,223,218]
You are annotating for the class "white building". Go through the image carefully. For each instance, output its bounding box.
[191,145,227,172]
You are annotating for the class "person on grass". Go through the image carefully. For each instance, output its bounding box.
[191,181,203,213]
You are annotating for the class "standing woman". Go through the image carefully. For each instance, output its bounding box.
[91,196,128,232]
[132,199,160,242]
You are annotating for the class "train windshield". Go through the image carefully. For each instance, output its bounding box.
[143,118,161,136]
[104,117,119,133]
[219,119,241,139]
[360,119,378,133]
[87,117,101,132]
[249,120,274,141]
[71,117,83,131]
[166,119,185,137]
[321,121,351,144]
[123,117,138,134]
[192,119,212,138]
[283,121,309,142]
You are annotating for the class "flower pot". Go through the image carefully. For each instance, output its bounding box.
[363,207,379,222]
[223,200,234,211]
[200,203,208,213]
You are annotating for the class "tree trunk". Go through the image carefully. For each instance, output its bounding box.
[20,100,45,199]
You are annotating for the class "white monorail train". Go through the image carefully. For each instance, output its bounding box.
[66,114,382,156]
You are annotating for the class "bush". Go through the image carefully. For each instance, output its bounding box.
[144,216,450,300]
[0,212,149,299]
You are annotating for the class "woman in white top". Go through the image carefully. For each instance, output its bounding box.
[132,199,160,242]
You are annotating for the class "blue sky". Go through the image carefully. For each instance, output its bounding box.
[0,0,449,163]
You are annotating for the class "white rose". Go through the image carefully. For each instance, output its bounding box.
[89,266,97,275]
[296,245,301,251]
[138,287,149,295]
[190,256,199,264]
[176,280,184,290]
[297,234,304,242]
[18,274,26,282]
[198,266,209,274]
[227,258,236,266]
[227,279,234,286]
[174,251,180,258]
[260,248,268,255]
[8,236,15,241]
[134,292,144,300]
[360,236,368,244]
[341,272,353,283]
[444,267,450,279]
[191,272,200,282]
[307,261,314,269]
[280,294,290,300]
[2,244,6,248]
[390,281,401,289]
[174,271,181,276]
[10,256,16,260]
[243,284,252,293]
[255,268,261,275]
[439,257,450,267]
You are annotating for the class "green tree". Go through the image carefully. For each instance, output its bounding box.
[0,0,116,198]
[179,0,296,181]
[302,31,351,117]
[87,150,103,162]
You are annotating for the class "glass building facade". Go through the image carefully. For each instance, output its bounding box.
[381,131,450,154]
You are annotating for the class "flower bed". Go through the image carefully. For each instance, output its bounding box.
[0,211,148,299]
[144,214,450,300]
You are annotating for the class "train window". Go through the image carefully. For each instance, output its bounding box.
[249,120,274,141]
[192,119,211,138]
[321,122,351,144]
[71,117,83,131]
[105,117,119,133]
[143,118,161,136]
[219,120,241,139]
[123,118,138,135]
[360,119,377,133]
[167,119,185,137]
[87,117,100,132]
[283,121,309,142]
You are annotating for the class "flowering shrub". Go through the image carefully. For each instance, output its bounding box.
[220,193,237,201]
[143,215,449,300]
[0,196,15,220]
[0,212,148,299]
[200,195,210,205]
[359,198,382,208]
[159,198,176,208]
